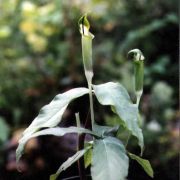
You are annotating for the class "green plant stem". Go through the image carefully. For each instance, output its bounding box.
[77,135,86,180]
[76,111,91,180]
[88,81,95,130]
[76,113,86,180]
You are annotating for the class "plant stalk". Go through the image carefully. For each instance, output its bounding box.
[88,81,95,131]
[76,113,86,180]
[77,135,86,180]
[76,110,91,180]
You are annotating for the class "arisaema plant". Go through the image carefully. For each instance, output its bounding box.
[16,15,153,180]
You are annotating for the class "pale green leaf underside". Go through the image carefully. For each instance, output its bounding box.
[16,87,90,167]
[93,82,144,150]
[91,137,129,180]
[50,146,91,180]
[23,87,89,137]
[16,126,96,169]
[128,152,154,178]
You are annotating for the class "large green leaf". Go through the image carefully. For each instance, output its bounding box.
[23,87,89,137]
[93,82,144,151]
[128,152,154,178]
[91,137,129,180]
[50,146,91,180]
[16,126,98,169]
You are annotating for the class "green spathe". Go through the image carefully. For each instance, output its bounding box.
[78,14,94,38]
[128,49,145,105]
[79,15,94,82]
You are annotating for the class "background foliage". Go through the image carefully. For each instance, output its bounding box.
[0,0,178,180]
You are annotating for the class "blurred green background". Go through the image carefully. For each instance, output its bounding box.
[0,0,179,180]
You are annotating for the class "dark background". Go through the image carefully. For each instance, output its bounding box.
[0,0,179,180]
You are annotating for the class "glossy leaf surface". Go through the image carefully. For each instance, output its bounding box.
[93,82,144,150]
[91,136,129,180]
[23,87,89,137]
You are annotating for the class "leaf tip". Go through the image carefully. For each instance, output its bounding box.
[50,174,58,180]
[128,152,154,178]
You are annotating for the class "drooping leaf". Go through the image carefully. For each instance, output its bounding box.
[128,152,154,178]
[91,137,129,180]
[23,87,89,137]
[16,126,98,168]
[50,146,91,180]
[93,82,144,151]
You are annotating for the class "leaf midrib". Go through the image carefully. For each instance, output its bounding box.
[103,139,112,180]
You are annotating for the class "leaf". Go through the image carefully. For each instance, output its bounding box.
[91,137,129,180]
[128,152,154,178]
[84,142,93,168]
[16,126,98,169]
[50,146,91,180]
[50,174,58,180]
[23,87,89,137]
[93,82,144,151]
[93,124,119,137]
[84,148,92,168]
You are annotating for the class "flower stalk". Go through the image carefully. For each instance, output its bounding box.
[128,49,145,106]
[79,15,95,130]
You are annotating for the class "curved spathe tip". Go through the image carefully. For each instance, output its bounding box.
[78,14,94,39]
[127,49,145,61]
